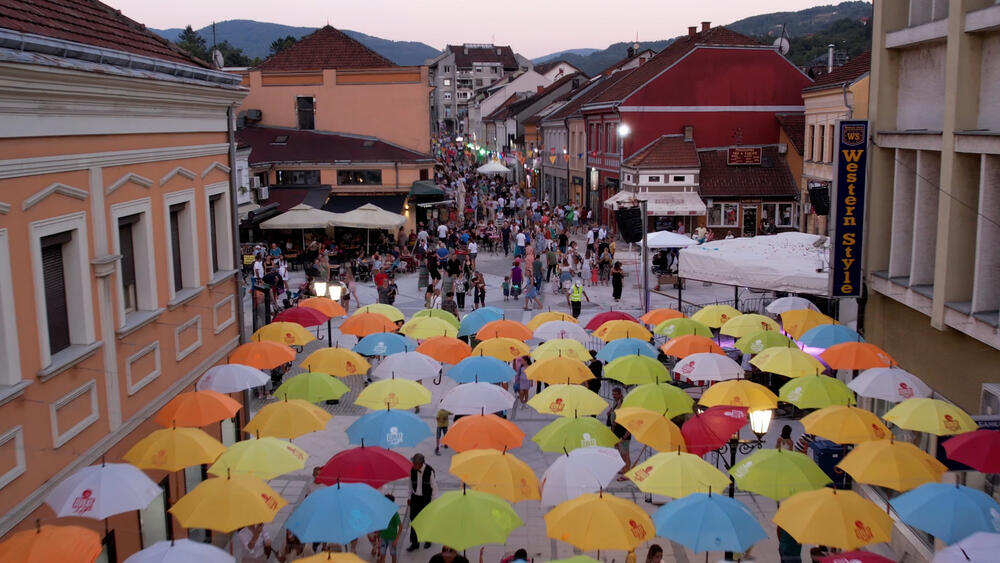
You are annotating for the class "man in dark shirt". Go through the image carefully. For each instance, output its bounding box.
[586,351,603,394]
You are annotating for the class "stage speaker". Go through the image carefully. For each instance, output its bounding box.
[808,185,831,216]
[616,206,644,243]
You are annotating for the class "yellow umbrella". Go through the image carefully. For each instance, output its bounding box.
[472,337,530,361]
[527,384,607,416]
[700,380,779,411]
[780,309,836,340]
[720,313,780,338]
[301,348,371,377]
[882,398,977,436]
[525,357,594,385]
[626,450,730,497]
[243,399,332,439]
[531,339,590,361]
[123,426,225,472]
[449,448,540,502]
[801,405,891,444]
[545,493,656,551]
[773,488,893,550]
[412,308,460,328]
[252,321,316,346]
[354,303,404,322]
[593,320,652,342]
[355,378,432,410]
[294,554,366,563]
[400,316,459,339]
[614,407,686,452]
[750,347,825,379]
[169,473,286,533]
[837,439,947,491]
[690,304,742,328]
[208,436,308,480]
[526,311,578,331]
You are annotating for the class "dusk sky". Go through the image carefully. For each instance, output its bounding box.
[105,0,847,59]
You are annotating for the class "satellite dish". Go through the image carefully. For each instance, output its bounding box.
[211,49,224,69]
[773,37,790,56]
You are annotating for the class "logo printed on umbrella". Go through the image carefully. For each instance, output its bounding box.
[665,325,676,336]
[520,478,531,497]
[760,321,771,331]
[374,342,387,355]
[679,361,695,375]
[72,489,96,514]
[386,426,403,446]
[897,383,913,399]
[853,520,873,542]
[508,346,519,357]
[632,419,645,428]
[286,445,306,461]
[284,332,296,345]
[632,466,653,482]
[943,414,960,432]
[787,387,803,402]
[871,424,886,439]
[345,361,357,374]
[549,398,565,413]
[385,393,400,408]
[580,433,597,448]
[260,493,279,511]
[723,410,747,420]
[629,519,647,540]
[730,396,744,405]
[719,314,729,322]
[152,449,168,466]
[732,460,753,479]
[751,340,765,353]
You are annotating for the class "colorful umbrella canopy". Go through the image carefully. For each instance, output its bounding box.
[681,406,749,457]
[252,321,316,346]
[123,427,225,472]
[943,430,1000,473]
[545,493,655,551]
[274,372,350,403]
[734,331,795,355]
[614,407,686,451]
[652,492,766,554]
[299,296,347,318]
[672,352,743,382]
[801,405,890,444]
[766,297,820,314]
[593,320,652,342]
[549,557,602,563]
[584,310,639,330]
[932,532,1000,562]
[230,341,296,370]
[372,351,442,381]
[477,319,533,341]
[273,306,328,328]
[526,311,578,331]
[346,409,431,448]
[45,463,161,520]
[527,384,607,417]
[293,554,366,563]
[627,450,730,497]
[532,320,589,341]
[450,448,540,502]
[472,337,530,361]
[354,332,417,356]
[447,356,515,384]
[654,317,713,339]
[154,390,241,427]
[196,363,269,393]
[780,309,836,339]
[773,488,892,550]
[354,303,404,322]
[883,398,977,436]
[412,488,523,550]
[640,308,685,326]
[440,382,515,415]
[821,342,896,370]
[531,338,591,361]
[596,338,658,362]
[399,316,459,339]
[660,335,726,358]
[604,355,670,385]
[779,374,856,409]
[750,347,826,378]
[286,482,398,544]
[355,378,432,410]
[441,414,525,452]
[339,312,397,337]
[817,552,895,563]
[849,367,932,402]
[700,379,779,411]
[525,356,595,385]
[300,348,371,377]
[0,524,101,563]
[838,439,947,491]
[316,445,411,488]
[720,313,780,338]
[890,483,1000,544]
[798,324,863,348]
[417,336,472,365]
[412,308,460,328]
[123,539,234,563]
[169,474,286,533]
[243,399,332,439]
[622,382,695,416]
[730,447,831,500]
[533,416,619,452]
[457,306,505,336]
[690,304,742,328]
[540,446,624,507]
[208,436,308,480]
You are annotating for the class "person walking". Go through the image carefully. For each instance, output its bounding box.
[406,453,435,551]
[473,272,486,309]
[611,261,624,302]
[777,526,802,563]
[567,279,590,319]
[608,387,632,476]
[776,425,795,451]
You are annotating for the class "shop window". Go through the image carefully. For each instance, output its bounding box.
[275,170,321,185]
[762,203,795,227]
[708,203,739,227]
[337,170,382,186]
[296,96,315,130]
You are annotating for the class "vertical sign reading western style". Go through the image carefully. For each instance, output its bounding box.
[831,120,868,297]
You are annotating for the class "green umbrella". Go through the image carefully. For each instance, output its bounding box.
[411,488,522,550]
[550,557,602,563]
[729,447,832,500]
[779,374,856,409]
[532,416,619,453]
[654,318,713,338]
[734,330,795,355]
[412,308,460,329]
[621,383,694,417]
[274,372,350,403]
[603,355,671,386]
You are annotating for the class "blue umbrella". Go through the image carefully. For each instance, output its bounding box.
[652,492,766,553]
[347,409,432,448]
[596,338,659,362]
[286,481,398,543]
[448,356,516,384]
[354,332,417,356]
[798,324,863,349]
[890,483,1000,544]
[458,307,504,337]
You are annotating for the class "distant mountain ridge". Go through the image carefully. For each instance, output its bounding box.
[532,48,600,63]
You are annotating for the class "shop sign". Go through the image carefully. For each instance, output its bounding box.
[830,120,868,298]
[726,147,762,165]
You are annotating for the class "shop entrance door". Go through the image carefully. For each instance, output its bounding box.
[742,205,758,237]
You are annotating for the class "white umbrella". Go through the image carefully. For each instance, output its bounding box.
[124,539,234,563]
[373,351,442,381]
[330,203,406,252]
[196,364,269,393]
[672,352,744,382]
[439,382,515,415]
[765,296,820,314]
[476,160,511,175]
[45,463,162,520]
[849,367,933,402]
[532,321,589,341]
[643,230,697,249]
[933,532,1000,562]
[540,446,624,507]
[259,203,340,230]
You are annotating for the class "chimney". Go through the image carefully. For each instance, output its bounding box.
[683,125,693,142]
[688,26,697,37]
[496,48,501,55]
[627,44,636,58]
[827,44,835,73]
[464,46,469,55]
[537,86,545,93]
[701,21,711,32]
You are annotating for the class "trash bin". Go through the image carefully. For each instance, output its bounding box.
[811,438,852,489]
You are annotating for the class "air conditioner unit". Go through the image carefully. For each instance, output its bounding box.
[249,176,261,189]
[256,185,269,200]
[777,143,788,154]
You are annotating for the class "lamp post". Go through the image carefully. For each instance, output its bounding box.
[717,408,772,560]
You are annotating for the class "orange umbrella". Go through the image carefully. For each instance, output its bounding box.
[780,309,835,340]
[476,320,532,341]
[441,413,526,452]
[0,523,101,563]
[660,335,726,358]
[417,336,472,365]
[339,312,397,337]
[299,297,347,318]
[230,341,296,370]
[155,390,241,427]
[820,342,896,370]
[640,308,685,326]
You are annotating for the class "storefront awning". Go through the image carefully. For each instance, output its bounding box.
[604,191,707,216]
[410,180,444,197]
[237,202,260,221]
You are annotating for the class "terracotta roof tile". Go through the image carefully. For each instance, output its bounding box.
[447,44,520,69]
[698,146,797,197]
[804,51,870,90]
[542,76,619,122]
[775,113,806,155]
[236,126,431,166]
[0,0,206,66]
[534,59,583,77]
[255,25,395,71]
[624,135,700,168]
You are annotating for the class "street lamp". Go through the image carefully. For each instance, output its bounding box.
[617,123,631,137]
[749,409,773,439]
[718,408,772,561]
[312,280,328,299]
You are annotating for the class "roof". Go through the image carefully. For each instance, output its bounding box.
[236,126,432,165]
[624,135,700,168]
[255,25,395,71]
[803,51,870,91]
[484,93,525,121]
[446,44,520,69]
[0,0,206,67]
[775,113,806,155]
[600,48,656,76]
[534,59,582,77]
[697,146,798,198]
[543,75,619,122]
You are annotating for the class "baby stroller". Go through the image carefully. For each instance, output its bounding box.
[353,260,372,283]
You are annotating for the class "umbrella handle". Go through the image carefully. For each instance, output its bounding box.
[433,371,443,386]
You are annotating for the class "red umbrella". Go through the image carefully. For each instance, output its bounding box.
[316,444,411,488]
[584,311,639,330]
[943,429,1000,473]
[818,551,896,563]
[274,306,328,328]
[681,406,749,457]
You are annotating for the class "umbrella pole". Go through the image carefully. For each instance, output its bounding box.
[327,319,332,347]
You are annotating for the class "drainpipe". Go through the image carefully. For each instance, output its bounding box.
[842,82,853,120]
[227,104,246,344]
[827,44,835,73]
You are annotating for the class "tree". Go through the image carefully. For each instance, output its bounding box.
[269,35,299,56]
[175,25,208,61]
[215,41,251,67]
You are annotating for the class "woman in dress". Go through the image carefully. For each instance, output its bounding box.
[611,261,624,302]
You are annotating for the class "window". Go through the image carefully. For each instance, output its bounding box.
[275,170,321,185]
[419,169,429,181]
[589,124,596,151]
[673,175,686,182]
[337,170,382,185]
[206,184,234,275]
[443,78,452,86]
[648,176,661,183]
[41,232,71,354]
[606,124,614,154]
[296,96,315,130]
[762,203,795,227]
[0,230,19,386]
[163,191,200,300]
[443,65,451,72]
[475,79,483,87]
[111,199,157,329]
[183,466,211,543]
[140,476,171,547]
[807,125,815,160]
[169,205,184,292]
[443,92,452,101]
[475,66,483,73]
[493,67,498,74]
[817,125,826,163]
[118,215,139,313]
[826,127,834,163]
[708,203,740,227]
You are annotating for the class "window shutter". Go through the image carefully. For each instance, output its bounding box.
[208,195,221,273]
[41,234,70,353]
[169,204,184,291]
[118,216,138,311]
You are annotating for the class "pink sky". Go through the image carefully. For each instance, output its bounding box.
[103,0,852,59]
